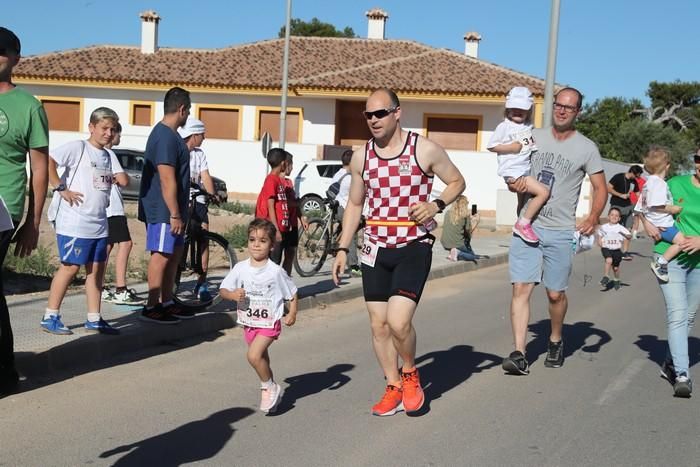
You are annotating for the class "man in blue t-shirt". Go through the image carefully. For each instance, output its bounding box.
[137,87,192,324]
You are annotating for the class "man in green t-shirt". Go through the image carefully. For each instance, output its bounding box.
[0,27,49,396]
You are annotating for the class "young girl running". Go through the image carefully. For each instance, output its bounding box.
[220,218,298,414]
[487,86,550,244]
[597,207,632,290]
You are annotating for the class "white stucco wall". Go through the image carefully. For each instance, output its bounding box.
[21,84,599,217]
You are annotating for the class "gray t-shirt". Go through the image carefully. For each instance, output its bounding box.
[524,128,604,230]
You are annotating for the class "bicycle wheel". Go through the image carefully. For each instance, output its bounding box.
[294,219,330,277]
[173,232,237,309]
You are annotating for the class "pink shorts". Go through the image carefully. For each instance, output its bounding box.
[244,320,282,345]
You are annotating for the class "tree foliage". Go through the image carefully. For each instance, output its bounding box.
[612,120,694,174]
[577,81,700,167]
[647,80,700,108]
[278,18,357,38]
[577,97,642,161]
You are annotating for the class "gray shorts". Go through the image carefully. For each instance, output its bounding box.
[509,224,575,292]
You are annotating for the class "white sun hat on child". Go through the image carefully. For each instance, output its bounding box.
[505,87,534,110]
[178,118,206,138]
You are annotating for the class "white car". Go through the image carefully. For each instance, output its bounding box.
[293,160,343,213]
[292,159,445,214]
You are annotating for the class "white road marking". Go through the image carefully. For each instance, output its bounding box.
[596,358,646,405]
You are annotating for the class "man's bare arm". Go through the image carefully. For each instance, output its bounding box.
[14,147,49,257]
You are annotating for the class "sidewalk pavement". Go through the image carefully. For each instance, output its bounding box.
[7,232,513,380]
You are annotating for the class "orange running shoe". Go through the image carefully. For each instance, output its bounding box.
[371,385,404,416]
[401,368,424,413]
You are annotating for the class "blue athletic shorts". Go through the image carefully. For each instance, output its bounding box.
[146,223,185,254]
[56,234,108,265]
[659,225,680,244]
[509,224,575,292]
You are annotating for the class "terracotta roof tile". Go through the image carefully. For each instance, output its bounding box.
[15,37,546,96]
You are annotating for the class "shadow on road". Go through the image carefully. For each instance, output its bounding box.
[98,407,254,466]
[526,320,612,364]
[272,363,355,416]
[13,311,234,396]
[634,334,700,368]
[411,344,501,416]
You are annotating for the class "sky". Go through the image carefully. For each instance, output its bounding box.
[5,0,698,105]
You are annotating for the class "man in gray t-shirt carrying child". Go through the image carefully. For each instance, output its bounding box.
[502,87,608,375]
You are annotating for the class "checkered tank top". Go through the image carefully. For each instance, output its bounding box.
[362,131,434,248]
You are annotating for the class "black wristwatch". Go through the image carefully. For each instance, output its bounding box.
[53,183,67,193]
[433,199,446,213]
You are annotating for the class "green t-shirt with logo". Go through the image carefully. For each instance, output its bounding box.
[0,86,49,220]
[653,175,700,269]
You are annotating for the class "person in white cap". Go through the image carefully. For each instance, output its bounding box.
[487,86,550,244]
[178,117,218,301]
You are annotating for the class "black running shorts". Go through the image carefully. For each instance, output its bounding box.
[361,240,432,303]
[601,248,623,268]
[107,215,131,245]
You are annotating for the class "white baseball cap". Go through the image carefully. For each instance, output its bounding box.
[178,118,205,138]
[505,86,534,110]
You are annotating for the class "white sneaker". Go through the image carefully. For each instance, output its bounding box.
[447,248,458,261]
[112,288,145,305]
[260,382,284,413]
[101,287,115,303]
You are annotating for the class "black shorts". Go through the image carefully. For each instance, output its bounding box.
[107,216,131,245]
[601,248,623,267]
[270,229,299,265]
[361,240,432,304]
[191,202,209,225]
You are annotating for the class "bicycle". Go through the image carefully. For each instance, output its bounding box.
[294,198,363,277]
[172,184,237,310]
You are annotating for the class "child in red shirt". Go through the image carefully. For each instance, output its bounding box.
[256,148,290,265]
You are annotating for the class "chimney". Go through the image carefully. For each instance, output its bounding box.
[140,10,161,54]
[366,8,388,40]
[464,31,481,58]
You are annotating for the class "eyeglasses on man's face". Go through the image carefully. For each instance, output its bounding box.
[363,107,398,120]
[694,154,700,163]
[553,102,579,113]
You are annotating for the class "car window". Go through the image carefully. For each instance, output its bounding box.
[317,164,342,178]
[115,150,145,171]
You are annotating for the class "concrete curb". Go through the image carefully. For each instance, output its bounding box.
[15,253,508,380]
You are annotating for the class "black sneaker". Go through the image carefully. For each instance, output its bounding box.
[139,305,180,324]
[673,373,692,398]
[622,252,633,261]
[502,351,529,375]
[660,359,677,384]
[613,280,621,290]
[600,276,610,287]
[165,303,196,320]
[544,340,564,368]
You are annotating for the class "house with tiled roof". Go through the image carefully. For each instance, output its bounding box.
[14,8,592,216]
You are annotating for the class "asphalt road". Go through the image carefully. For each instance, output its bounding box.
[1,246,698,466]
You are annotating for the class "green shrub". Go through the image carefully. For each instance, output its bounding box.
[222,224,249,249]
[218,201,254,215]
[3,245,56,277]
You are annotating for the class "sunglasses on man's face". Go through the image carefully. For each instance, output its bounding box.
[363,107,397,120]
[694,154,700,163]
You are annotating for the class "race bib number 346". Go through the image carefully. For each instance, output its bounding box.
[236,295,275,329]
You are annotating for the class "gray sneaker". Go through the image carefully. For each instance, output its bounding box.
[673,374,692,398]
[544,340,564,368]
[650,260,669,282]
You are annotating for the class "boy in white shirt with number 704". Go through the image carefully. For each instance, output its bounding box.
[41,107,127,335]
